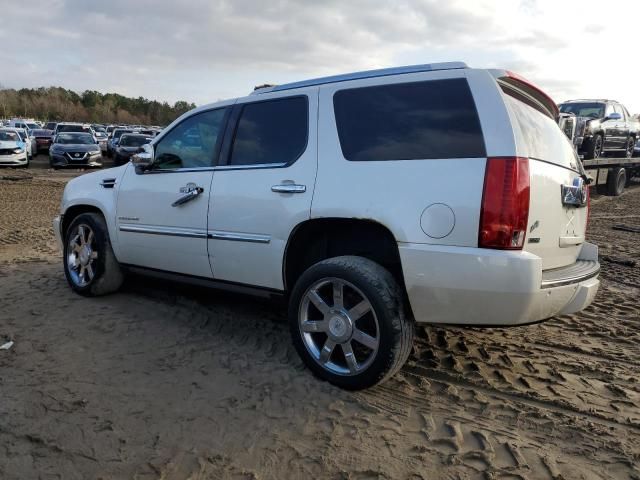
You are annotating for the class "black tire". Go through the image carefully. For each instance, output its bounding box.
[625,137,635,159]
[63,212,124,296]
[606,167,626,196]
[595,183,607,195]
[289,256,414,390]
[584,134,603,160]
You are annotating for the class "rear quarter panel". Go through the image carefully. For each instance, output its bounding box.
[312,69,515,247]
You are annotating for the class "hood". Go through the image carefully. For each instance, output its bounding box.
[0,140,21,149]
[117,146,140,153]
[52,143,100,153]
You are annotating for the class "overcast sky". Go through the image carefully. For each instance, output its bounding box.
[2,0,639,111]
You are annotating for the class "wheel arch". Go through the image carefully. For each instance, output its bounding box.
[283,217,407,295]
[61,204,105,235]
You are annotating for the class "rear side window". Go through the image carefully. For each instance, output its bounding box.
[229,96,308,166]
[333,78,486,161]
[504,94,576,169]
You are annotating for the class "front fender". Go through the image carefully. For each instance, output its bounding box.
[60,164,129,259]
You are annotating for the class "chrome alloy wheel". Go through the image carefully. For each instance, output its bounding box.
[67,224,98,287]
[299,278,380,376]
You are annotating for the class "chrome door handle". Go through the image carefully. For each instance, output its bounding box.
[172,187,204,207]
[271,184,306,194]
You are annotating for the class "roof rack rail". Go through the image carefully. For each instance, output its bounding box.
[254,84,277,91]
[251,62,468,95]
[564,98,618,103]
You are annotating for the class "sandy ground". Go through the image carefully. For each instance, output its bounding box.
[0,157,639,479]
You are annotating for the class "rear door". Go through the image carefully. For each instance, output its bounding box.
[502,89,588,270]
[207,89,318,289]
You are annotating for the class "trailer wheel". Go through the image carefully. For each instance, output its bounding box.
[606,167,626,196]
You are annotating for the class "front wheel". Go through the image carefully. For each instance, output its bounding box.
[584,134,603,160]
[63,213,124,296]
[289,256,414,390]
[625,137,635,159]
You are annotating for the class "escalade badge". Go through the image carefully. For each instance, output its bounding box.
[561,177,588,207]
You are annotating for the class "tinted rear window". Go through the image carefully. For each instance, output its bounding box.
[333,78,485,161]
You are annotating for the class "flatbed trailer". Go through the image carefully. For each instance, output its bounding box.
[581,156,640,196]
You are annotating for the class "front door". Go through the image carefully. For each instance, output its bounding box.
[116,106,231,277]
[602,103,622,149]
[207,89,318,289]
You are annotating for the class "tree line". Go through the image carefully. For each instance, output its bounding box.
[0,86,197,126]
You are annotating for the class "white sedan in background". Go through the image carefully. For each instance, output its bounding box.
[0,129,29,167]
[4,127,36,160]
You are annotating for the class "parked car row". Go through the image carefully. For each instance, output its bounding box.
[0,118,161,169]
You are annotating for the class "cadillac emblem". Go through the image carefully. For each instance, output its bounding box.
[561,177,588,207]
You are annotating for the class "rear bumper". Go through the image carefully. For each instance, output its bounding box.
[399,242,600,326]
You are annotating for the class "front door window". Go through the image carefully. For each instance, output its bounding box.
[154,108,228,170]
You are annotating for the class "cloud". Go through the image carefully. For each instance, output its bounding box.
[1,0,639,112]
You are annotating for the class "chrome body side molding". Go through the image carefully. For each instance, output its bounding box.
[119,224,271,244]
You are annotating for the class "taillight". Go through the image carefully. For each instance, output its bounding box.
[479,157,530,250]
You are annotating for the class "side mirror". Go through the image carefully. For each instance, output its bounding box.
[606,112,622,121]
[132,143,154,173]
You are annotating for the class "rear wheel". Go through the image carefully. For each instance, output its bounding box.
[63,213,124,296]
[606,167,626,196]
[289,256,414,390]
[584,134,603,160]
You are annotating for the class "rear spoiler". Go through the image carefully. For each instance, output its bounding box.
[489,69,559,121]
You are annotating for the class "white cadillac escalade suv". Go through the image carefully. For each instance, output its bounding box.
[54,62,600,390]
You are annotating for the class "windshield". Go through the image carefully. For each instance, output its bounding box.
[26,123,38,129]
[0,131,19,142]
[57,133,94,145]
[58,124,90,133]
[559,102,605,119]
[113,130,132,139]
[120,135,151,147]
